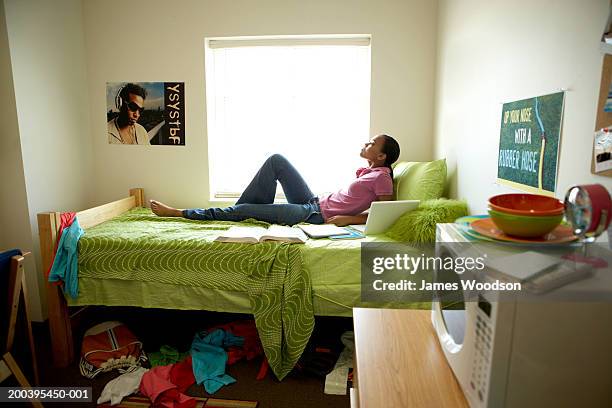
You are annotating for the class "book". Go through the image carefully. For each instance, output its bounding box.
[214,225,308,244]
[297,224,349,238]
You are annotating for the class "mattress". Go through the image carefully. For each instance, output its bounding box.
[68,208,412,316]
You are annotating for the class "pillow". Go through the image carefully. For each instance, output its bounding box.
[385,199,468,243]
[393,159,447,201]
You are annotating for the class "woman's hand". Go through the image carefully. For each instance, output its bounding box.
[326,214,367,227]
[326,215,353,227]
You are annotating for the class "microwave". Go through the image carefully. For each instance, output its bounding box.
[432,239,612,408]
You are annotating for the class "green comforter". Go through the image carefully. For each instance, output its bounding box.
[78,208,312,380]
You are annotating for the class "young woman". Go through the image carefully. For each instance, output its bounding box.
[150,134,400,226]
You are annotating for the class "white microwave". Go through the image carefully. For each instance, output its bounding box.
[432,241,612,408]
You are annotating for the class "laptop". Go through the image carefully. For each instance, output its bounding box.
[350,200,420,235]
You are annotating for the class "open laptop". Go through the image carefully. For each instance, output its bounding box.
[350,200,420,235]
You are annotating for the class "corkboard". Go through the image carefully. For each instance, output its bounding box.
[592,54,612,177]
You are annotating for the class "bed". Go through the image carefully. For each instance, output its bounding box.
[37,188,405,380]
[37,160,447,379]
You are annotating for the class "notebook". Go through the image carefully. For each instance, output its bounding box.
[329,228,365,240]
[297,224,349,238]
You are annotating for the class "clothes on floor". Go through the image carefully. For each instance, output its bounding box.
[169,356,195,393]
[97,320,265,404]
[48,215,83,298]
[97,366,148,406]
[209,320,264,364]
[191,329,243,394]
[149,345,190,367]
[140,364,196,408]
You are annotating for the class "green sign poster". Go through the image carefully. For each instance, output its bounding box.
[497,92,565,196]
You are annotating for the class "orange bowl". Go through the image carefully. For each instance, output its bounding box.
[488,194,564,216]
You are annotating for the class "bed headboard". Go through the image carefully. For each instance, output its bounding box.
[76,188,144,229]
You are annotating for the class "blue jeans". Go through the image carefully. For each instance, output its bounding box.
[183,154,324,225]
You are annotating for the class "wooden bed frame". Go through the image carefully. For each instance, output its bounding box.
[37,188,145,367]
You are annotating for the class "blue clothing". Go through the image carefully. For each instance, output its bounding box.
[183,154,325,226]
[191,329,244,394]
[0,249,21,273]
[48,218,84,298]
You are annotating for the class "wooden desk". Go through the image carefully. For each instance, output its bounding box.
[352,308,468,408]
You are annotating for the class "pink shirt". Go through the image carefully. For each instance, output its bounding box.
[319,167,393,221]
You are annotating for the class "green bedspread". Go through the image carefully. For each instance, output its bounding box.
[78,208,312,380]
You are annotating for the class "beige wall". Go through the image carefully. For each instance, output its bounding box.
[4,0,94,320]
[82,0,439,209]
[434,0,612,213]
[0,1,38,317]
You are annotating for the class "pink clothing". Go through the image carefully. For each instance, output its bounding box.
[319,167,393,221]
[140,364,196,408]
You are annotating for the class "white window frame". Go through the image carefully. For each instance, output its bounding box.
[204,34,372,200]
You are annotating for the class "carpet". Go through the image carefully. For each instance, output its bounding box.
[99,395,258,407]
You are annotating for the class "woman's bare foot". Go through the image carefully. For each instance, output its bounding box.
[150,200,183,217]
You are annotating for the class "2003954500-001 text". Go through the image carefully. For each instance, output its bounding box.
[0,386,92,402]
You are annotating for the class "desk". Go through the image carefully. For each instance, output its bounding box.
[352,308,468,408]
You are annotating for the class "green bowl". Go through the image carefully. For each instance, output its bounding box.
[488,208,563,238]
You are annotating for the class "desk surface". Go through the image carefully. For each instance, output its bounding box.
[353,308,468,408]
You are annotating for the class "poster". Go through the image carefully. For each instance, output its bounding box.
[106,82,185,145]
[593,55,612,176]
[497,92,565,196]
[594,127,612,173]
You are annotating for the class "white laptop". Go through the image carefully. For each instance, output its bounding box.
[350,200,420,235]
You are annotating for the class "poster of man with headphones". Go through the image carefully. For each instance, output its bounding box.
[106,82,185,145]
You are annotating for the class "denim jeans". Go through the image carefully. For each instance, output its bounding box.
[183,154,324,225]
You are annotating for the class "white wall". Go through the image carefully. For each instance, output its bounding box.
[434,0,612,213]
[4,0,94,320]
[82,0,439,209]
[0,1,37,317]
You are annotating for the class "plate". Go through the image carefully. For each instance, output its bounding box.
[470,217,578,244]
[454,215,496,242]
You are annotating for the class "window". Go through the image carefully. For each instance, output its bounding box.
[205,35,371,199]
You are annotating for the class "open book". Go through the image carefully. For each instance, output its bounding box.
[215,225,308,244]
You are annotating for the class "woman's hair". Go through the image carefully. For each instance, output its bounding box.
[380,134,400,178]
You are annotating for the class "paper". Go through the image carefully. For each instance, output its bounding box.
[324,331,354,395]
